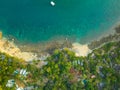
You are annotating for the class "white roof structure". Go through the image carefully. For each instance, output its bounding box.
[15,83,24,90]
[6,79,15,87]
[24,86,34,90]
[20,69,28,77]
[16,87,24,90]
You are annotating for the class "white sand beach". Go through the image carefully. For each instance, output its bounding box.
[0,31,91,61]
[72,42,91,57]
[0,37,38,61]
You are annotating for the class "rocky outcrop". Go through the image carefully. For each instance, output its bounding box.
[88,27,120,49]
[115,25,120,34]
[17,39,72,56]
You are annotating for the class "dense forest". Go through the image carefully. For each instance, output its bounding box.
[0,41,120,90]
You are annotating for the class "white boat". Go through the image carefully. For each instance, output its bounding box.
[50,1,55,6]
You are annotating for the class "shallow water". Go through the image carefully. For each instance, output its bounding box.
[0,0,120,44]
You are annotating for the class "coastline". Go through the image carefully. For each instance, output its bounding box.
[0,32,91,61]
[88,24,120,49]
[0,22,120,61]
[0,36,38,61]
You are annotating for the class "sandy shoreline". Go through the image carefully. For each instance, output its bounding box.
[72,43,91,57]
[0,23,119,61]
[0,35,91,61]
[0,37,38,61]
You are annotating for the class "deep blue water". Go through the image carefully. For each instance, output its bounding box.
[0,0,120,43]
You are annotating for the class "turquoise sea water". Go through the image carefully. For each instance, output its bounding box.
[0,0,120,44]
